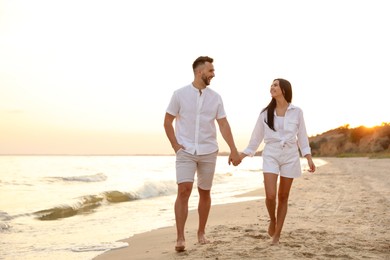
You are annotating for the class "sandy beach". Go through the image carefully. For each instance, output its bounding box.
[94,157,390,260]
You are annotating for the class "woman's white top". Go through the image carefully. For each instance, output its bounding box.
[243,104,311,156]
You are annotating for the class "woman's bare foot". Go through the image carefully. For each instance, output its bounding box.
[271,234,280,245]
[175,239,186,252]
[268,220,276,237]
[197,232,210,244]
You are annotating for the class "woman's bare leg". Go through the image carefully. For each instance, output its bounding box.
[263,173,278,237]
[272,176,294,244]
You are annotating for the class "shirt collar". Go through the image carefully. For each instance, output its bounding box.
[287,103,296,110]
[191,83,207,93]
[273,103,296,116]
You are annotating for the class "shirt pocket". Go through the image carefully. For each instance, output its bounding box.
[286,120,299,133]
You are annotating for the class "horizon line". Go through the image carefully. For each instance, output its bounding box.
[0,151,261,157]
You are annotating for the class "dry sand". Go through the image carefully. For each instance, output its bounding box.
[94,157,390,259]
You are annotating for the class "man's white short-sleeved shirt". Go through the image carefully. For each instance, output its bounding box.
[166,84,226,155]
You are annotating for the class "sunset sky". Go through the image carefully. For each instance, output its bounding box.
[1,0,389,155]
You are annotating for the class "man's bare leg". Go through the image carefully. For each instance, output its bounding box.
[197,187,211,244]
[175,182,193,251]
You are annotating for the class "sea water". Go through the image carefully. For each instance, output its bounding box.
[0,155,324,259]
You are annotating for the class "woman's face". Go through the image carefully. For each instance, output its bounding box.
[270,80,283,99]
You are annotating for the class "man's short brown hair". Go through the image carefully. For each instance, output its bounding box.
[192,56,213,71]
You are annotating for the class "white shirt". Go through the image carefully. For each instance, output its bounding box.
[166,84,226,155]
[275,115,285,140]
[243,104,312,156]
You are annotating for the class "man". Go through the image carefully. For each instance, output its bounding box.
[164,56,241,252]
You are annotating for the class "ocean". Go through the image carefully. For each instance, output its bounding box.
[0,155,324,260]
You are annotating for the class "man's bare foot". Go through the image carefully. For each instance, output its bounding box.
[197,233,210,244]
[175,239,185,252]
[268,220,276,237]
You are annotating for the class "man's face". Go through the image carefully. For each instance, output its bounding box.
[200,62,215,86]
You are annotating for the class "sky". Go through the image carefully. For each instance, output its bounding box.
[1,0,389,155]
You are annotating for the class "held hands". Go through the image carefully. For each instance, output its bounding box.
[228,149,241,166]
[228,151,249,166]
[239,152,247,161]
[230,152,248,166]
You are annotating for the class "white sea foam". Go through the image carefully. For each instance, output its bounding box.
[48,172,108,182]
[71,241,129,252]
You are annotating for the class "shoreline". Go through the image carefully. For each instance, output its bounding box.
[94,157,390,259]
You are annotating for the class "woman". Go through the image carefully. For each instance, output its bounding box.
[240,78,316,245]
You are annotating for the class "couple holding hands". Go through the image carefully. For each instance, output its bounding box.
[164,56,316,252]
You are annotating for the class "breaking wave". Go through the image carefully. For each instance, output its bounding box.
[33,180,176,221]
[46,172,107,183]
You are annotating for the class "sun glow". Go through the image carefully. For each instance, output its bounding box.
[1,0,389,154]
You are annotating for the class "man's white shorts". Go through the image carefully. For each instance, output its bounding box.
[175,149,218,190]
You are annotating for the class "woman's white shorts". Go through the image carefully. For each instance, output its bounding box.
[262,142,302,178]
